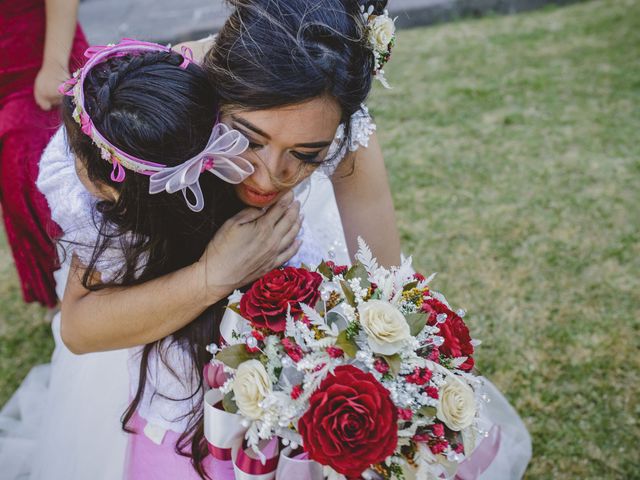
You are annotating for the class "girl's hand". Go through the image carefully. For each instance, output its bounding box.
[34,62,68,111]
[198,191,302,300]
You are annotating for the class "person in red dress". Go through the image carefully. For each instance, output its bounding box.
[0,0,88,307]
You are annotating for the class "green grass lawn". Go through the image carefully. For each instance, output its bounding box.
[1,0,638,478]
[0,232,57,411]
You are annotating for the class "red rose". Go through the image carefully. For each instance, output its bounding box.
[325,261,349,276]
[425,386,439,399]
[326,346,344,359]
[413,272,426,282]
[431,423,445,437]
[422,298,475,371]
[282,338,304,363]
[405,367,433,386]
[374,357,390,374]
[298,365,398,479]
[240,267,322,332]
[430,439,449,455]
[291,384,303,400]
[398,407,413,421]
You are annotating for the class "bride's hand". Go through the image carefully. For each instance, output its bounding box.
[198,191,302,300]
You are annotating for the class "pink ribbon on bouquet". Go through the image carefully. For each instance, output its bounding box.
[203,390,325,480]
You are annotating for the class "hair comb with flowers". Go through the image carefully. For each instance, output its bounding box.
[360,0,397,89]
[58,38,254,212]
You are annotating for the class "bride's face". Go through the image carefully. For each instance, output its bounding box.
[221,96,342,208]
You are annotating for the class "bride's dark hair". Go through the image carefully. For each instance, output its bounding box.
[205,0,386,165]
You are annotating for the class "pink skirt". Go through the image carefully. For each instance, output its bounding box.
[124,412,235,480]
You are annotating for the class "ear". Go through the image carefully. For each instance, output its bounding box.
[97,182,120,203]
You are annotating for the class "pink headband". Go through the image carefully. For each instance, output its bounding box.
[59,38,254,212]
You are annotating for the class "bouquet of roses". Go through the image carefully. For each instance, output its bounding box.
[203,239,484,480]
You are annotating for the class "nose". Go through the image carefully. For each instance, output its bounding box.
[247,148,296,190]
[247,160,274,192]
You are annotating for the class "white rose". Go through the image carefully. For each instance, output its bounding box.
[232,360,271,420]
[436,375,476,431]
[359,300,410,355]
[369,15,395,51]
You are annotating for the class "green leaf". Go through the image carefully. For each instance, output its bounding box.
[336,330,358,358]
[340,280,356,307]
[344,320,362,341]
[317,261,334,280]
[226,303,241,315]
[418,405,437,418]
[344,263,371,289]
[384,354,402,375]
[405,312,428,336]
[344,262,364,280]
[403,281,418,292]
[215,344,258,369]
[300,262,311,271]
[222,391,238,414]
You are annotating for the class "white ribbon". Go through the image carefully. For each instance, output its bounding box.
[148,123,254,212]
[219,306,252,345]
[204,390,325,480]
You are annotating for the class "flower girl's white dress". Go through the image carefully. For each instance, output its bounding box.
[0,107,531,479]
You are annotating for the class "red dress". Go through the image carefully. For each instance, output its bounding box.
[0,0,88,307]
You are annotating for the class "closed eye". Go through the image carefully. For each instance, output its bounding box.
[291,151,324,164]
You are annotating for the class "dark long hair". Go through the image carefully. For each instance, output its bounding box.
[205,0,385,167]
[61,50,243,479]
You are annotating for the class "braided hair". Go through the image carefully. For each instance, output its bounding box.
[62,50,243,479]
[63,50,242,285]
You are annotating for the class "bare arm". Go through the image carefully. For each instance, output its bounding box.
[332,132,401,267]
[61,256,214,353]
[173,38,216,62]
[35,0,80,110]
[61,195,302,354]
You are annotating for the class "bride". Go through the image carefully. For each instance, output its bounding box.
[0,0,531,478]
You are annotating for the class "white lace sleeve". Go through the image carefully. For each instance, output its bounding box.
[37,128,129,282]
[323,104,377,176]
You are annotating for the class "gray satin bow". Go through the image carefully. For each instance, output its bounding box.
[149,123,254,212]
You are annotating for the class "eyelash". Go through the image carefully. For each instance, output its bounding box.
[247,140,322,164]
[291,151,322,164]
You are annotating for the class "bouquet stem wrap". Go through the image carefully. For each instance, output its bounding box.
[204,390,324,480]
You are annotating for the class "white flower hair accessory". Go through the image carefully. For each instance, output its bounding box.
[360,1,397,89]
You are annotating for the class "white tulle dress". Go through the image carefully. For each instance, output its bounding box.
[0,106,531,480]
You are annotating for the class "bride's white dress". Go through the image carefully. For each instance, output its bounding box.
[0,107,531,479]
